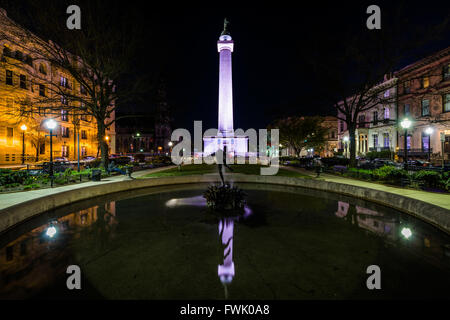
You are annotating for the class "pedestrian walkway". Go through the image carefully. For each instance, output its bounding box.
[282,166,450,211]
[0,166,175,211]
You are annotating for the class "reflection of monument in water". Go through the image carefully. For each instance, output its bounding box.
[203,19,248,156]
[165,195,253,298]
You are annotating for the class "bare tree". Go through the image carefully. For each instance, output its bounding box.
[269,116,328,157]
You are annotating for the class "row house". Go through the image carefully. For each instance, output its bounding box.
[395,46,450,161]
[338,46,450,162]
[338,75,398,158]
[0,8,115,165]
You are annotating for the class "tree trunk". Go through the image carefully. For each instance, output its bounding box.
[97,121,109,168]
[35,143,39,162]
[348,125,357,168]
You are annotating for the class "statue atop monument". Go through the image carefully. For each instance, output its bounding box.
[221,18,230,36]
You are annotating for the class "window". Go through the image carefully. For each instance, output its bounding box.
[7,127,13,137]
[6,70,13,85]
[331,131,336,139]
[61,126,70,138]
[38,64,47,75]
[444,94,450,113]
[383,133,389,148]
[372,111,378,124]
[340,121,344,132]
[81,130,87,139]
[403,80,410,94]
[81,146,87,157]
[407,136,411,150]
[60,76,70,88]
[421,99,430,116]
[422,132,430,151]
[20,75,27,89]
[61,145,69,157]
[384,90,390,98]
[404,104,410,116]
[80,84,87,95]
[421,76,429,88]
[443,64,450,81]
[384,107,390,119]
[61,95,68,106]
[3,45,11,57]
[14,50,23,61]
[373,134,378,147]
[61,109,69,122]
[39,84,46,97]
[358,115,365,128]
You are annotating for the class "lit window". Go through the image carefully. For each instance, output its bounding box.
[384,107,389,119]
[20,74,27,89]
[404,104,410,116]
[422,76,429,88]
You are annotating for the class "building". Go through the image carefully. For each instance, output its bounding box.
[338,47,450,162]
[115,113,154,154]
[395,46,450,162]
[0,8,115,165]
[320,116,339,157]
[338,75,398,158]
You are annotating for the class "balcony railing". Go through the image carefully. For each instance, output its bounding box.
[397,148,432,156]
[369,147,391,152]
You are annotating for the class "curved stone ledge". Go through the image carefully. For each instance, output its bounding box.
[0,174,449,235]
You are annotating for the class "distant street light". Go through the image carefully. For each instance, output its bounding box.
[425,127,433,163]
[20,124,27,165]
[400,118,411,171]
[45,119,57,187]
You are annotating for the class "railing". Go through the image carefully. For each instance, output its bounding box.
[397,148,432,156]
[369,147,391,152]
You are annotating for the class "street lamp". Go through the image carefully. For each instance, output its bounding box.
[425,127,433,163]
[343,136,349,158]
[20,124,27,165]
[45,119,57,187]
[168,141,173,154]
[400,118,411,171]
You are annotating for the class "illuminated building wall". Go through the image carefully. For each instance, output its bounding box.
[0,9,115,164]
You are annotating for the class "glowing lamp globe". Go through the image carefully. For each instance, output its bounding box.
[401,227,412,239]
[20,124,27,131]
[45,119,57,130]
[400,118,411,129]
[425,127,433,135]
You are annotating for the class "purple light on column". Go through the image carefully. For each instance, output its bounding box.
[218,218,235,284]
[217,34,234,137]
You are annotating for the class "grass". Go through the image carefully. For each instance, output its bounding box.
[140,163,310,178]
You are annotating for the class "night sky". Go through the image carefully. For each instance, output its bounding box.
[3,0,449,132]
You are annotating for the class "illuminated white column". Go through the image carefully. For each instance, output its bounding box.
[217,32,234,137]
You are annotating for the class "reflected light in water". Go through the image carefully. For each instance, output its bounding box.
[218,218,235,284]
[45,225,57,238]
[401,227,412,239]
[165,196,206,208]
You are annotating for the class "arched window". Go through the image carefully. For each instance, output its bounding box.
[38,63,47,75]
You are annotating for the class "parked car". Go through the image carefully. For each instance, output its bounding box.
[82,156,97,163]
[53,157,68,162]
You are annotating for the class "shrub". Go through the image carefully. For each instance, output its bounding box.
[413,170,442,189]
[365,150,393,160]
[373,166,409,185]
[0,169,29,185]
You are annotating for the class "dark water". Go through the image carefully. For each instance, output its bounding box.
[0,183,449,300]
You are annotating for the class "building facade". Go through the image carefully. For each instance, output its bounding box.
[395,46,450,162]
[338,75,398,158]
[0,8,115,165]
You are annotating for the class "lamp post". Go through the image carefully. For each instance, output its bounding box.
[400,118,411,171]
[168,141,173,154]
[20,124,27,165]
[45,119,57,187]
[425,127,433,163]
[343,136,349,158]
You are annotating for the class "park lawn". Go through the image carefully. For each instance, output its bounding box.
[140,163,310,178]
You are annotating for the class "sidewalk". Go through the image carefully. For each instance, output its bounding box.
[0,166,175,211]
[282,166,450,211]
